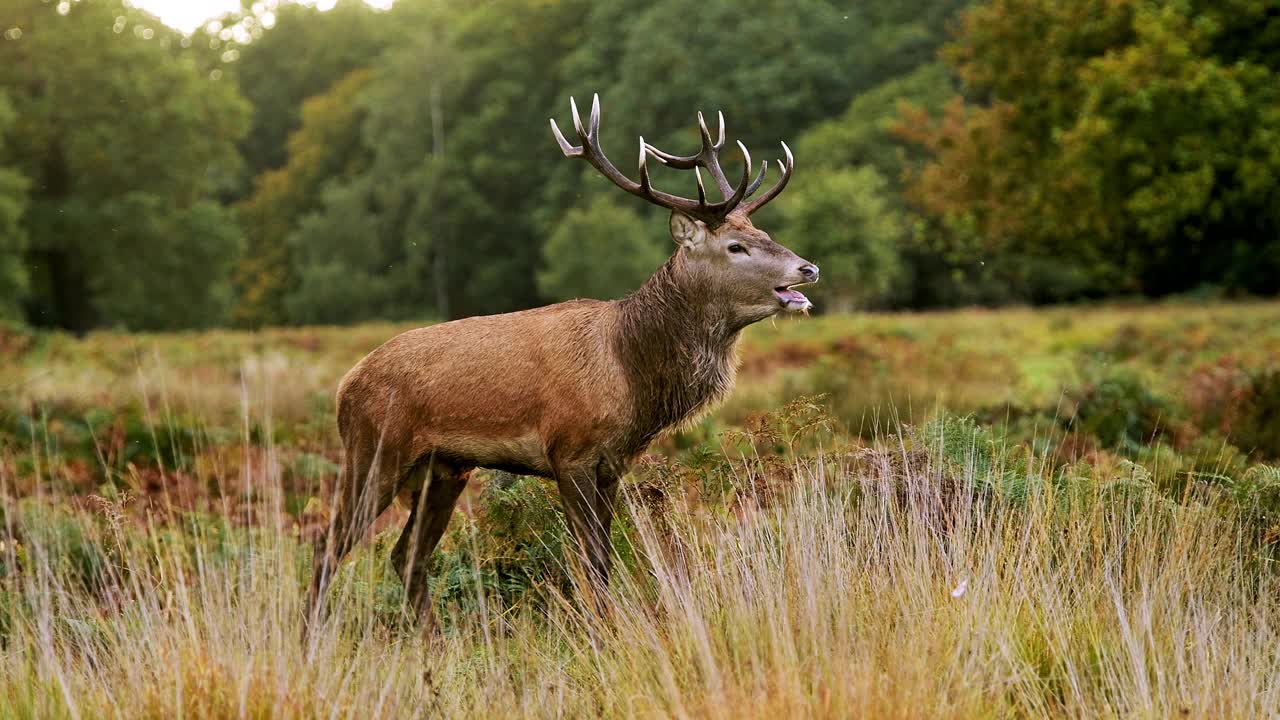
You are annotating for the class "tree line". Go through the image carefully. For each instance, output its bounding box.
[0,0,1276,332]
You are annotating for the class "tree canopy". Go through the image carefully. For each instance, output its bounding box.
[0,0,248,331]
[0,90,28,324]
[0,0,1275,332]
[896,0,1280,297]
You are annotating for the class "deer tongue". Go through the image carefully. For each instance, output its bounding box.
[775,287,811,310]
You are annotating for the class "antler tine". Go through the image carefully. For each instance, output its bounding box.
[552,96,648,199]
[739,141,794,216]
[720,140,753,211]
[694,167,707,206]
[589,93,601,139]
[550,94,593,156]
[549,118,582,157]
[700,112,735,197]
[744,159,769,198]
[642,118,705,169]
[638,136,652,192]
[698,111,726,151]
[570,96,586,138]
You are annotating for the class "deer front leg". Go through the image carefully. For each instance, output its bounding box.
[555,459,621,600]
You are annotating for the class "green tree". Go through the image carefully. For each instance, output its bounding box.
[282,176,403,325]
[222,0,390,183]
[0,0,250,331]
[788,64,1035,308]
[795,64,954,194]
[537,197,668,303]
[88,195,242,330]
[248,0,974,324]
[554,0,968,159]
[234,69,373,327]
[292,0,599,321]
[0,91,29,323]
[898,0,1280,297]
[780,167,906,310]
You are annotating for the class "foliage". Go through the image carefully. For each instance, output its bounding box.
[537,196,668,302]
[4,0,1279,332]
[898,0,1280,297]
[1187,358,1280,459]
[432,473,571,613]
[0,90,28,323]
[214,0,391,184]
[282,175,412,325]
[1232,464,1280,543]
[92,195,243,330]
[918,413,1033,499]
[0,0,249,331]
[239,0,972,326]
[1065,368,1171,451]
[779,166,907,310]
[234,69,374,327]
[794,63,955,197]
[5,395,1280,715]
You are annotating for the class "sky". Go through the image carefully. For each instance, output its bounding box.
[128,0,395,33]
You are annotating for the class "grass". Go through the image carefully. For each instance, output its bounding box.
[3,301,1280,717]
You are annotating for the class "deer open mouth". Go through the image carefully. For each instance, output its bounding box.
[774,284,812,312]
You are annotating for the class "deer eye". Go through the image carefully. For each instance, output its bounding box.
[728,243,747,254]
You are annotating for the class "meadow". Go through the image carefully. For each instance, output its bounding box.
[2,301,1280,717]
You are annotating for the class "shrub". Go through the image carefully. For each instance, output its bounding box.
[431,473,570,615]
[1187,358,1280,459]
[917,413,1033,501]
[5,501,114,597]
[1230,465,1280,544]
[1237,370,1280,459]
[1066,369,1171,451]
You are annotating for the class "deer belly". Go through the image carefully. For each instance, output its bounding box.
[429,431,551,476]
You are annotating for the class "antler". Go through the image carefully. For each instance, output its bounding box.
[551,94,782,226]
[737,140,793,216]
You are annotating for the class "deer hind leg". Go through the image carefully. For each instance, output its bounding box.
[305,434,406,638]
[391,458,471,631]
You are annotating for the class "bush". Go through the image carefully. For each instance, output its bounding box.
[1186,358,1280,459]
[1,402,211,489]
[1066,369,1171,451]
[1230,465,1280,544]
[431,473,570,615]
[5,501,114,597]
[918,414,1032,501]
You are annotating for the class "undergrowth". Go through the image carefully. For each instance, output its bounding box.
[2,399,1279,718]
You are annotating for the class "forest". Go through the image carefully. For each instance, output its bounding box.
[2,0,1278,332]
[5,2,1280,716]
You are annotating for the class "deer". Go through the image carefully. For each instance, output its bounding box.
[304,94,818,637]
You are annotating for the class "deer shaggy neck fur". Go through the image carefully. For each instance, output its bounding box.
[613,248,743,454]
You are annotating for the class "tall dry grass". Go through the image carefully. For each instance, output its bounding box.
[2,432,1276,719]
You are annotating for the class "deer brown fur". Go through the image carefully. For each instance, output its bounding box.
[305,96,818,636]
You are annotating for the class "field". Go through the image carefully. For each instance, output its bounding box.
[2,301,1280,717]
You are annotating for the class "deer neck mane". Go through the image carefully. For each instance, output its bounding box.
[612,251,744,452]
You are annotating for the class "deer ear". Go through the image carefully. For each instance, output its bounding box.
[669,211,707,248]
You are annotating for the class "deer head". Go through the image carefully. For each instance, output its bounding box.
[551,95,818,323]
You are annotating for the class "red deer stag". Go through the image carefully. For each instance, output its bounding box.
[305,94,818,633]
